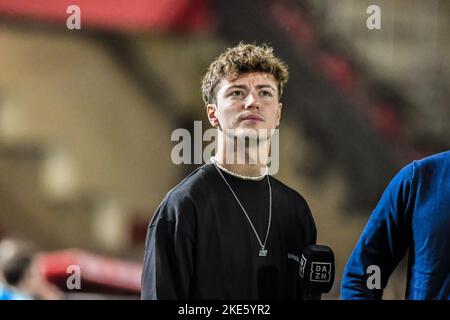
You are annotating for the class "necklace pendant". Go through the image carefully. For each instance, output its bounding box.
[259,249,268,257]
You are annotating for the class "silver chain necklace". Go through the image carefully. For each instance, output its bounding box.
[211,159,272,257]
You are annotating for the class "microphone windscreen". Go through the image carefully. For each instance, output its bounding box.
[299,245,335,294]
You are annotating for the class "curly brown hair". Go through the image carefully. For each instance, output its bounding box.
[201,42,289,105]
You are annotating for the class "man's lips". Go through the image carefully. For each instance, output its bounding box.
[240,114,265,122]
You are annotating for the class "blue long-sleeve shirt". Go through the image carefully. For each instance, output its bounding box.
[341,150,450,299]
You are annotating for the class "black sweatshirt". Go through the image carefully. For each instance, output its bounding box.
[141,161,317,299]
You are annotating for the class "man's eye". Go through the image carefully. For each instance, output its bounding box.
[260,90,273,97]
[230,91,243,96]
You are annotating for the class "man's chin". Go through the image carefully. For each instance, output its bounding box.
[225,128,272,141]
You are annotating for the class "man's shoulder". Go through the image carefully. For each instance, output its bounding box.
[163,162,215,203]
[397,150,450,184]
[413,150,450,171]
[270,176,309,206]
[151,163,215,225]
[380,151,450,202]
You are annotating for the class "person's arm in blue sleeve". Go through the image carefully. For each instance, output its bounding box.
[341,164,414,299]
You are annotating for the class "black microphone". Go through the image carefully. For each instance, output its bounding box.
[299,245,335,298]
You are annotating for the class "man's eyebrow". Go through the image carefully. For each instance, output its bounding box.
[255,84,276,91]
[225,84,276,91]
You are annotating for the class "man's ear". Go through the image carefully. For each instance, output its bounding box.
[276,102,283,126]
[207,104,219,128]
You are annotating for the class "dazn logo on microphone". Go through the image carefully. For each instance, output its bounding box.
[310,262,332,282]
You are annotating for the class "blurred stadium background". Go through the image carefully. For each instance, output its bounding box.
[0,0,448,299]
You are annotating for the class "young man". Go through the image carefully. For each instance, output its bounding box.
[141,43,317,299]
[341,150,450,299]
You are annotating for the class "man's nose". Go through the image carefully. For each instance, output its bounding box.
[244,93,260,109]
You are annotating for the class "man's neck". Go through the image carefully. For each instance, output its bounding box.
[214,133,270,177]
